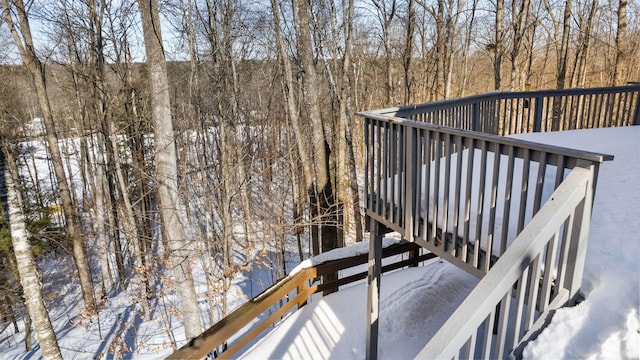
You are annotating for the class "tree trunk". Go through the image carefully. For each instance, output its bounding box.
[2,0,96,315]
[613,0,627,85]
[494,0,504,90]
[137,0,202,340]
[271,0,316,252]
[556,0,572,90]
[1,145,63,360]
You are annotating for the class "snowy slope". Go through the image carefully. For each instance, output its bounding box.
[0,127,637,359]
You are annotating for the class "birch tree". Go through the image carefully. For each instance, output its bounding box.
[2,0,96,314]
[0,144,62,360]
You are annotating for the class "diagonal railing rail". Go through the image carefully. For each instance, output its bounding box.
[168,241,434,359]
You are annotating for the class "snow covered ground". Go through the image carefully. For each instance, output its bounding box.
[237,126,640,359]
[0,127,638,359]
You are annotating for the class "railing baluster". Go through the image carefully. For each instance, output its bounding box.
[443,133,452,252]
[511,268,529,348]
[431,132,442,246]
[481,311,495,359]
[376,121,382,215]
[539,231,559,312]
[495,292,512,359]
[473,140,488,268]
[500,145,516,254]
[462,137,475,262]
[525,253,542,329]
[452,135,464,256]
[517,149,531,233]
[486,143,502,272]
[532,152,548,216]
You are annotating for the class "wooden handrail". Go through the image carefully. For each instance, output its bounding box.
[168,241,435,360]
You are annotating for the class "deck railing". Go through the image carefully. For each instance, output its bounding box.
[360,85,629,359]
[369,85,640,135]
[415,166,594,359]
[363,115,611,278]
[168,241,434,359]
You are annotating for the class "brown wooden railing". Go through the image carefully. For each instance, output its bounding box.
[168,241,435,359]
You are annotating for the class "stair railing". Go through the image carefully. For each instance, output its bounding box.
[415,165,595,359]
[168,241,434,360]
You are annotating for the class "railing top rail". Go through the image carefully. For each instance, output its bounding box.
[360,84,640,116]
[360,113,614,164]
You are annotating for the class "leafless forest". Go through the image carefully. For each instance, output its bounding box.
[0,0,638,357]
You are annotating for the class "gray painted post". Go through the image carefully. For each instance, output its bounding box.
[634,92,640,125]
[563,164,595,303]
[404,126,416,242]
[533,96,544,132]
[366,219,383,360]
[472,102,480,131]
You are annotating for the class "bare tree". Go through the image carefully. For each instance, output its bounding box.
[2,0,96,314]
[613,0,627,85]
[0,143,62,360]
[137,0,202,340]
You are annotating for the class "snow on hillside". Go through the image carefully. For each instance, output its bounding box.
[0,127,637,360]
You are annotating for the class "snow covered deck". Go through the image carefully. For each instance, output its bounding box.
[236,126,639,359]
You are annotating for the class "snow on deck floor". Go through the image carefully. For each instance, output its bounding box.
[239,126,640,360]
[239,260,478,360]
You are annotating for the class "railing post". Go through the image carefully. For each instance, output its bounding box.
[634,91,640,125]
[533,96,544,132]
[404,126,416,242]
[366,219,383,360]
[472,101,480,131]
[563,163,595,303]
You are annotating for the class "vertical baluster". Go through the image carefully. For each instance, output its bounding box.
[422,130,433,243]
[442,133,452,251]
[525,253,542,329]
[365,119,370,211]
[511,267,529,348]
[540,231,560,312]
[452,135,464,256]
[517,149,531,233]
[462,137,475,262]
[398,125,405,227]
[486,143,502,272]
[462,332,477,360]
[532,152,548,217]
[620,91,631,125]
[555,210,575,297]
[376,121,382,215]
[382,122,389,217]
[495,292,512,360]
[533,96,543,132]
[480,311,496,359]
[431,132,442,246]
[500,145,515,254]
[391,124,398,224]
[414,129,424,239]
[473,140,488,268]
